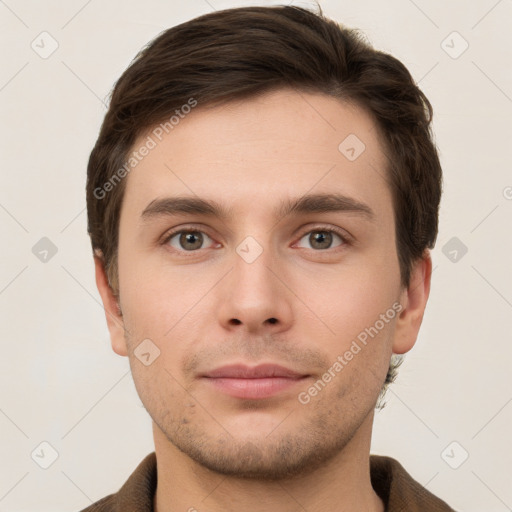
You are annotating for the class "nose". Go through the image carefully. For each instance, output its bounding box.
[215,240,293,335]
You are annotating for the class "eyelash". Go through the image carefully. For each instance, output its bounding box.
[160,225,353,256]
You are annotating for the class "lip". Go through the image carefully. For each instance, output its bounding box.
[201,364,310,400]
[202,363,306,379]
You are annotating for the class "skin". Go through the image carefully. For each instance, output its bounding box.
[95,88,431,512]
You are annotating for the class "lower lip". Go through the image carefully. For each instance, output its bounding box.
[203,376,308,400]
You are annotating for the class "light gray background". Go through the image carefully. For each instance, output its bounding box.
[1,0,511,511]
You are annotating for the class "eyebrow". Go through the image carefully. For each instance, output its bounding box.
[140,193,375,223]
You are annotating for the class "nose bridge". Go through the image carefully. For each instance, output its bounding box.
[232,233,279,304]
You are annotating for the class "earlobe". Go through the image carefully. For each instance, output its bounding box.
[392,250,432,354]
[94,253,128,357]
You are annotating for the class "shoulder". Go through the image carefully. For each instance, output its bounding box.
[78,494,116,512]
[370,454,457,511]
[75,452,157,512]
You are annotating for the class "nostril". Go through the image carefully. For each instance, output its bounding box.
[267,318,278,324]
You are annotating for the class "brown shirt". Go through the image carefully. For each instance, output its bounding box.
[79,452,456,511]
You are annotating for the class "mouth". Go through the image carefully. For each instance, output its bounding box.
[200,364,310,400]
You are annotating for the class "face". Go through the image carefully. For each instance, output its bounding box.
[97,88,428,480]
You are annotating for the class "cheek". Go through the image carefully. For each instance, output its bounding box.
[303,261,400,384]
[305,261,399,335]
[128,354,189,429]
[118,249,199,329]
[119,264,214,378]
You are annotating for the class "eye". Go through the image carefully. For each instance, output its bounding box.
[164,229,216,252]
[295,228,348,251]
[161,226,350,255]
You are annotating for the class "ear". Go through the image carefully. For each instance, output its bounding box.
[94,253,128,357]
[392,250,432,354]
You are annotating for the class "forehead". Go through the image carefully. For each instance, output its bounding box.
[120,88,392,222]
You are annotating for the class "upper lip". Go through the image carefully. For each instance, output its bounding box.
[201,364,307,379]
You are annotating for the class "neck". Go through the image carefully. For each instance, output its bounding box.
[152,411,384,512]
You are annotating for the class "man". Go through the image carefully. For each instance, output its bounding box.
[84,4,454,511]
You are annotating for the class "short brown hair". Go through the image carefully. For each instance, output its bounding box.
[86,4,442,403]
